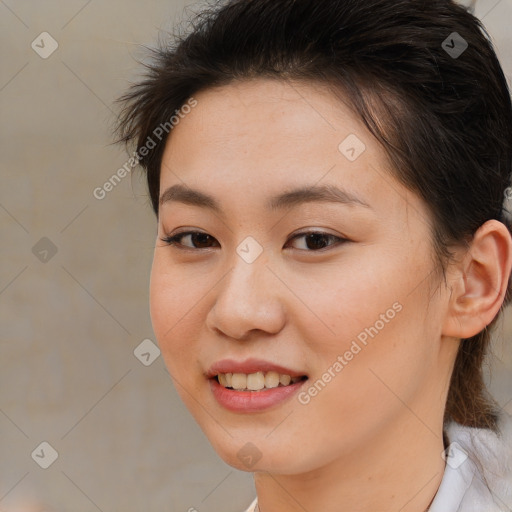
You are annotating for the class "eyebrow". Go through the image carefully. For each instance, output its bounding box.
[159,183,371,213]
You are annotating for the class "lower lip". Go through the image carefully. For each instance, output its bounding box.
[209,377,307,413]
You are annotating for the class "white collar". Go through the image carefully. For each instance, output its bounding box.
[429,411,512,512]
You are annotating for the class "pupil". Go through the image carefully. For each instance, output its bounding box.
[306,233,328,250]
[193,233,211,248]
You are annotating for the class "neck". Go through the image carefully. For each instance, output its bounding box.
[253,413,446,512]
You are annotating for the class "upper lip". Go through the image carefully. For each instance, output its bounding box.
[206,358,307,379]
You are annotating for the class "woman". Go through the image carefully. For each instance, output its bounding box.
[116,0,512,510]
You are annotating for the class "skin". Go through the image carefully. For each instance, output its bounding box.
[149,78,512,512]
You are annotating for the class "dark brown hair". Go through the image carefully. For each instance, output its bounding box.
[115,0,512,430]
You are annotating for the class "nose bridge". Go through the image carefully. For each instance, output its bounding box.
[207,242,285,339]
[224,232,270,301]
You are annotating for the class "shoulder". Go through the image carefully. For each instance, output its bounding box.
[429,410,512,512]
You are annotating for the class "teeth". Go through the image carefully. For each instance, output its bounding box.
[265,371,280,388]
[218,373,228,387]
[231,373,247,390]
[247,371,265,390]
[279,374,291,386]
[216,371,304,391]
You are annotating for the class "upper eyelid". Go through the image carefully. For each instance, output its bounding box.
[162,228,343,239]
[162,226,344,237]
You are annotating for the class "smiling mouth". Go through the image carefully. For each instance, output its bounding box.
[215,371,308,392]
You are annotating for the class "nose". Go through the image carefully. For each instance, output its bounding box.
[205,253,287,341]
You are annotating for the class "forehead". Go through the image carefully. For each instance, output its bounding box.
[168,78,366,141]
[157,78,429,231]
[160,78,383,182]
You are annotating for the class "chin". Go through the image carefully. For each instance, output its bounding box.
[207,432,311,474]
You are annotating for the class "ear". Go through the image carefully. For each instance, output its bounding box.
[442,220,512,339]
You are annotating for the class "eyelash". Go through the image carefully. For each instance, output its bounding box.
[159,230,349,252]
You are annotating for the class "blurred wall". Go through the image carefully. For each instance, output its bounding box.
[1,1,511,511]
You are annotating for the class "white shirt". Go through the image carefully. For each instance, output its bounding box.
[242,412,512,512]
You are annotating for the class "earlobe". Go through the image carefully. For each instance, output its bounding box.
[442,220,512,339]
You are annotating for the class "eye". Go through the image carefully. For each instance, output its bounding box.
[286,230,348,251]
[160,231,219,250]
[160,230,348,252]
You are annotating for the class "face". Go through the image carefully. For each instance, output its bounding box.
[150,78,455,474]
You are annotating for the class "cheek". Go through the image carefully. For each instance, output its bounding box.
[149,255,206,373]
[286,250,409,352]
[149,258,214,422]
[293,247,437,405]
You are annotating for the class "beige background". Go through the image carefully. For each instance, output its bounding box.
[1,0,511,511]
